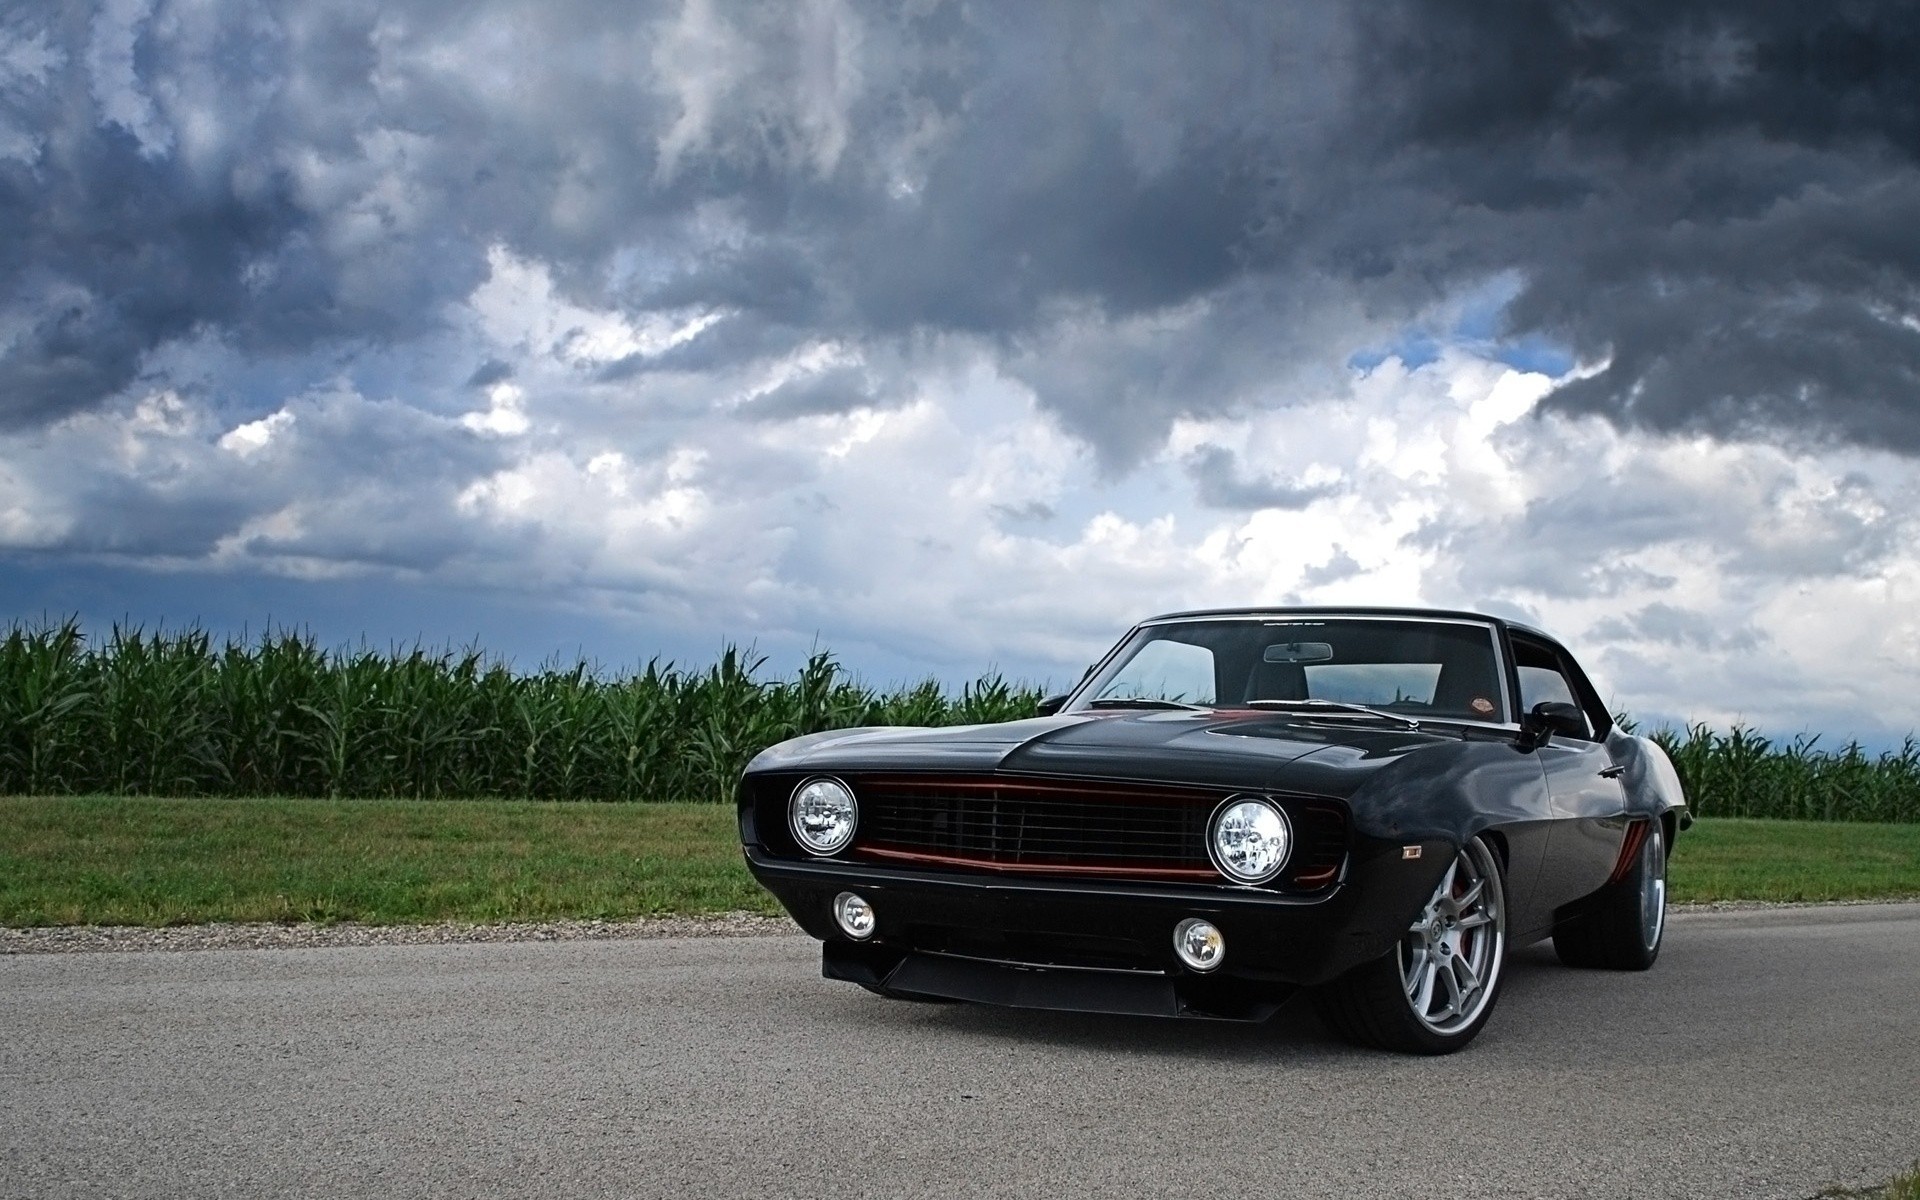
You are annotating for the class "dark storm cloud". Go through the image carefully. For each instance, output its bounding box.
[991,500,1055,523]
[1353,0,1920,450]
[1590,603,1763,654]
[5,1,1919,458]
[0,133,306,427]
[0,0,1352,457]
[735,365,892,421]
[1184,445,1342,511]
[1300,548,1364,588]
[465,359,513,388]
[6,388,508,563]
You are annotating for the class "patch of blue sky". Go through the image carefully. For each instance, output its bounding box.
[1490,333,1575,377]
[1347,331,1440,373]
[1348,273,1574,378]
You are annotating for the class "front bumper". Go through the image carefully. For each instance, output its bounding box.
[745,841,1444,1017]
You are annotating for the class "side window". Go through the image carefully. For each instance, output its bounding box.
[1517,665,1577,711]
[1094,639,1217,705]
[1512,639,1595,740]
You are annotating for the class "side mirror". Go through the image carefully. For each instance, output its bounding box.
[1035,693,1070,717]
[1523,701,1587,747]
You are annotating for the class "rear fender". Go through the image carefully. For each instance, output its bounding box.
[1605,732,1691,832]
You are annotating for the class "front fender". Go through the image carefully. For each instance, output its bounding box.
[1307,736,1553,942]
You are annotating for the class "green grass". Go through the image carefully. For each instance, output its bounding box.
[0,796,777,926]
[2,800,1917,928]
[1668,817,1920,904]
[1820,1162,1920,1199]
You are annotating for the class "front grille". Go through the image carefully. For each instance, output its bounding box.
[849,774,1346,891]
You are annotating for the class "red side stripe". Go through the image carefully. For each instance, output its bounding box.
[1607,819,1649,886]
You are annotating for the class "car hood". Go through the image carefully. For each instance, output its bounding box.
[745,710,1495,801]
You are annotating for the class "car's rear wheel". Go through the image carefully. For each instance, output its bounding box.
[1553,821,1666,970]
[1312,835,1508,1054]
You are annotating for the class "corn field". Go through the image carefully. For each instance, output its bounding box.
[1651,725,1920,824]
[3,619,1917,819]
[0,620,1041,803]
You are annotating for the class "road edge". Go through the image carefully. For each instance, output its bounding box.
[7,897,1920,955]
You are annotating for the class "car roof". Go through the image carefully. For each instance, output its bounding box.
[1140,606,1560,646]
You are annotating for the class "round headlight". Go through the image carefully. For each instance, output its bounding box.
[833,892,876,940]
[1208,796,1291,884]
[789,776,858,856]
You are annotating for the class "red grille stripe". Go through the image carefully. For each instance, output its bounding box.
[859,845,1221,880]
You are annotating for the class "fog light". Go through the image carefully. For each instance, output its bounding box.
[833,891,876,940]
[1173,918,1225,972]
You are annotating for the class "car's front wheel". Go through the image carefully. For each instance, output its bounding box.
[1312,835,1509,1054]
[1553,820,1666,970]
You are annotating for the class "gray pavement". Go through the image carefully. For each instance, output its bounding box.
[2,903,1917,1199]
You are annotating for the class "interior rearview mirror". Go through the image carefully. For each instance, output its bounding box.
[1262,641,1334,664]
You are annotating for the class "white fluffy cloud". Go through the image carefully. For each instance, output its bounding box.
[3,240,1916,744]
[5,2,1920,747]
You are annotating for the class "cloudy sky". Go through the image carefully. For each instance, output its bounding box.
[2,0,1918,745]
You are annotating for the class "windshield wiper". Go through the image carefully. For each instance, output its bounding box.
[1242,699,1420,730]
[1085,697,1211,712]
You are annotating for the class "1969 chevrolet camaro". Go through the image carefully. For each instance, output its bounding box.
[737,608,1689,1053]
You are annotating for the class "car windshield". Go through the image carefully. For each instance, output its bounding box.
[1071,616,1509,723]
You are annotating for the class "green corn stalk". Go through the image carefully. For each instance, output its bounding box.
[6,615,1914,815]
[0,620,98,795]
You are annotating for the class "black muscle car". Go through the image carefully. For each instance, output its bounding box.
[737,608,1689,1053]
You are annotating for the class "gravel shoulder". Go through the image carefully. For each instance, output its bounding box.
[0,911,797,954]
[4,898,1916,955]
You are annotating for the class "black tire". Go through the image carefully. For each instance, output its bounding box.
[1312,835,1509,1055]
[1553,821,1667,971]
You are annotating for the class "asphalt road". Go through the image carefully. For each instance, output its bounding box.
[3,904,1917,1200]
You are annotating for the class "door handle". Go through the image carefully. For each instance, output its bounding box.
[1599,765,1625,779]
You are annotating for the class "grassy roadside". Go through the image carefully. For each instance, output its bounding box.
[1820,1162,1920,1199]
[1670,817,1920,903]
[2,798,1917,927]
[0,796,778,926]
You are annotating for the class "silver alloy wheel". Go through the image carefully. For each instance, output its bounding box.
[1400,839,1506,1036]
[1642,825,1667,953]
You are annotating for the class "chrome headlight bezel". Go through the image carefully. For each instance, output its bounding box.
[788,775,859,857]
[1207,794,1293,885]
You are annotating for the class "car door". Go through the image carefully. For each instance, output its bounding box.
[1513,635,1629,911]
